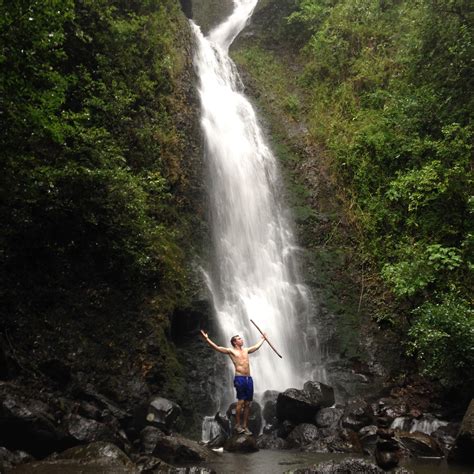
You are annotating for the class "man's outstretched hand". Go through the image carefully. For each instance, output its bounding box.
[200,330,208,339]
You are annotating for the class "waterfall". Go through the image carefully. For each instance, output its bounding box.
[191,0,314,405]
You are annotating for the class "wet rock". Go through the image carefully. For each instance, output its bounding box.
[314,407,343,429]
[151,432,213,463]
[226,401,262,435]
[358,425,378,454]
[11,442,138,473]
[341,398,374,432]
[71,377,129,421]
[145,397,181,432]
[214,412,231,436]
[276,381,334,424]
[223,433,259,453]
[396,431,443,457]
[432,423,459,455]
[276,419,296,439]
[63,413,127,449]
[256,433,288,450]
[0,447,33,471]
[0,387,75,457]
[448,399,474,464]
[140,426,164,454]
[207,432,227,449]
[290,457,385,473]
[375,430,401,470]
[286,423,320,448]
[303,381,335,407]
[133,453,173,473]
[263,400,277,425]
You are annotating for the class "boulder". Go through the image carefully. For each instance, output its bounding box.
[290,457,385,473]
[263,400,277,425]
[448,399,474,464]
[226,401,262,435]
[396,431,443,458]
[224,433,259,453]
[144,396,181,432]
[375,430,401,470]
[432,423,458,455]
[358,425,378,454]
[286,423,320,448]
[276,419,296,439]
[315,407,343,429]
[0,447,33,471]
[150,432,213,463]
[303,381,335,407]
[62,413,127,450]
[10,442,138,473]
[0,388,75,457]
[341,398,374,432]
[276,381,334,424]
[256,433,288,450]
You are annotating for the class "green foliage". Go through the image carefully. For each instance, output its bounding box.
[408,295,474,386]
[282,0,474,386]
[0,0,193,313]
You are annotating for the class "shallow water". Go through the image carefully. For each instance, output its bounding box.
[200,450,473,474]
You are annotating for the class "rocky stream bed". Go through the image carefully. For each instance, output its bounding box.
[1,369,472,473]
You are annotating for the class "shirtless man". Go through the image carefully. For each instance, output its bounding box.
[200,329,266,435]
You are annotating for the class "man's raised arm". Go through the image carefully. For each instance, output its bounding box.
[200,330,230,354]
[248,335,266,353]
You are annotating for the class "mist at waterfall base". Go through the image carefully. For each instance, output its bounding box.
[191,0,324,418]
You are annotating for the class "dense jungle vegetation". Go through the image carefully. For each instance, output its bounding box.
[1,0,204,397]
[236,0,473,390]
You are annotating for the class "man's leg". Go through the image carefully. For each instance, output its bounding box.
[235,399,244,430]
[243,400,251,429]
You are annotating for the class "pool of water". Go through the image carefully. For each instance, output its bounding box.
[200,450,473,474]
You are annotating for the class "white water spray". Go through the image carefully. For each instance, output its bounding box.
[192,0,314,403]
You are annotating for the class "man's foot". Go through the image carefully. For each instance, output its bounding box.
[243,427,252,436]
[235,426,245,434]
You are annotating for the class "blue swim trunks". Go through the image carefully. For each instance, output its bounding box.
[234,375,254,401]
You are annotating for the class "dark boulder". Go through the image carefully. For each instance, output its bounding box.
[62,413,128,450]
[448,399,474,465]
[149,431,213,463]
[263,400,277,425]
[359,425,378,455]
[341,398,374,432]
[276,419,296,439]
[10,442,138,473]
[286,423,320,448]
[303,381,335,407]
[0,387,75,457]
[38,359,72,386]
[226,401,262,435]
[145,397,181,432]
[256,433,288,450]
[433,422,459,455]
[224,433,259,453]
[375,429,401,470]
[315,407,343,429]
[290,457,385,473]
[0,447,33,472]
[276,381,334,424]
[396,431,443,458]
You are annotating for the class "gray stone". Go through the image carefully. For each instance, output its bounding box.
[277,381,334,424]
[256,433,289,450]
[224,433,259,453]
[396,431,443,458]
[288,457,385,473]
[287,423,320,448]
[449,399,474,464]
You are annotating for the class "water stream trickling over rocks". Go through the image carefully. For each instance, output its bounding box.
[191,0,321,409]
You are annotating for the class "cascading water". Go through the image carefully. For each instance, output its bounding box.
[192,0,317,407]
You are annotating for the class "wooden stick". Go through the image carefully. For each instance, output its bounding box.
[250,319,283,358]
